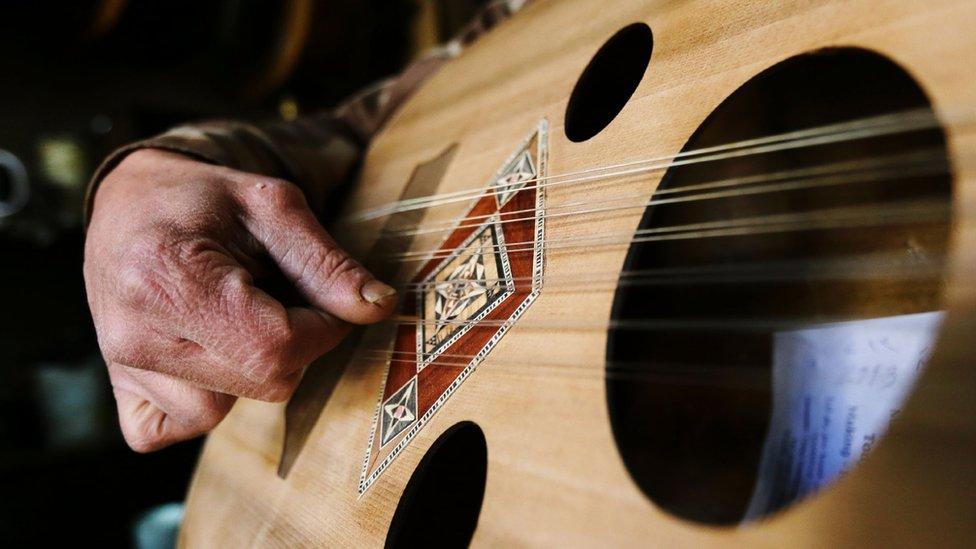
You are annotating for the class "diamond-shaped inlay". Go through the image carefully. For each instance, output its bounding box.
[417,220,513,370]
[380,377,418,447]
[493,150,537,207]
[359,120,548,495]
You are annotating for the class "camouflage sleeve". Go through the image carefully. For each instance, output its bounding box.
[83,0,527,223]
[83,114,363,220]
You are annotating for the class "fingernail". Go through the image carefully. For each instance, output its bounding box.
[361,279,397,304]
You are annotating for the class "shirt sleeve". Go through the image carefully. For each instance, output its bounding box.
[84,113,364,223]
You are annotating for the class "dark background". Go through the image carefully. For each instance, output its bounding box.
[0,0,484,546]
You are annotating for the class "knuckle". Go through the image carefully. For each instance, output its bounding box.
[332,256,362,285]
[250,177,304,211]
[116,237,187,313]
[119,234,233,316]
[255,375,300,403]
[249,331,294,379]
[244,320,306,391]
[98,325,156,369]
[306,246,360,288]
[119,413,165,453]
[192,401,229,432]
[212,267,252,315]
[117,261,168,312]
[99,331,130,365]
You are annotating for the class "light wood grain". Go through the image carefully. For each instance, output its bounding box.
[181,0,976,546]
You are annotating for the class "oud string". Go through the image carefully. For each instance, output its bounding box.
[400,252,944,294]
[353,200,953,335]
[387,198,950,263]
[322,108,960,376]
[343,107,960,223]
[379,148,947,241]
[346,349,961,388]
[298,109,971,388]
[362,199,954,330]
[380,312,943,332]
[346,108,938,221]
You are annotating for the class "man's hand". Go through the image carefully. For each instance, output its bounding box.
[84,150,395,452]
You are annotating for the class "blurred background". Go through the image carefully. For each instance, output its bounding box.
[0,0,486,546]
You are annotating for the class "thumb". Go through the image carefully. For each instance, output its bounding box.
[237,177,397,324]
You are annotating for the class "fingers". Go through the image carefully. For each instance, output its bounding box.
[171,259,350,392]
[99,296,351,402]
[234,177,397,324]
[108,362,236,452]
[101,237,353,401]
[236,305,353,391]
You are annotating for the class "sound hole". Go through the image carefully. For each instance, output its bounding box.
[565,22,653,142]
[606,48,951,524]
[385,422,488,548]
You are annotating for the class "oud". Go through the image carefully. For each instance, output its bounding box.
[181,0,976,546]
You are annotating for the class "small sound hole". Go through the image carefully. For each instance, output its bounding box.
[385,421,488,548]
[565,22,653,142]
[606,48,951,524]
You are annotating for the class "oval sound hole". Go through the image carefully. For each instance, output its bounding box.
[565,22,653,142]
[605,48,951,524]
[385,422,488,548]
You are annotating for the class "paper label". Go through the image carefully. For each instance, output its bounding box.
[743,311,943,520]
